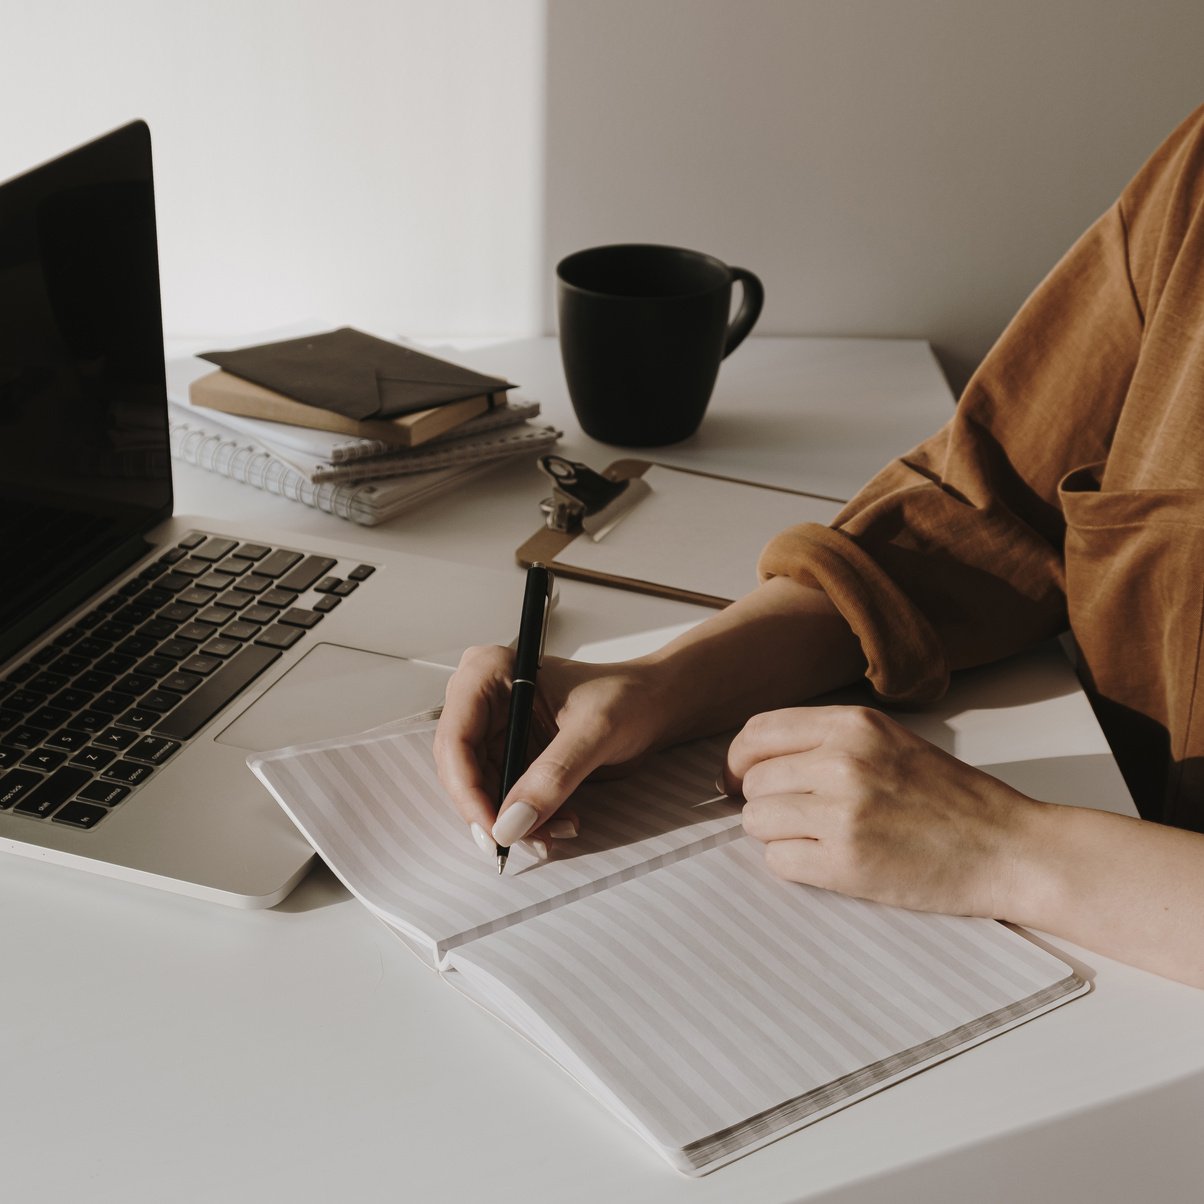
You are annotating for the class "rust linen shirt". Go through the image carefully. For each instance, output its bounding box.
[758,106,1204,832]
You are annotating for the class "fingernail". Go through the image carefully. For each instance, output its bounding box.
[547,818,579,839]
[521,837,549,860]
[715,776,728,797]
[469,822,494,858]
[492,801,539,847]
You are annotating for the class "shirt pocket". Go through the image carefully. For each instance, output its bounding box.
[1058,462,1204,827]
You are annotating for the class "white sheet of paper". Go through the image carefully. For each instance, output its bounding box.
[555,465,844,602]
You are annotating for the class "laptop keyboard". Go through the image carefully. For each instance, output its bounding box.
[0,531,374,831]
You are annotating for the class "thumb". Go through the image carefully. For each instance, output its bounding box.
[491,722,604,847]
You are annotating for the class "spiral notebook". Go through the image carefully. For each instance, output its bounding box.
[249,718,1086,1176]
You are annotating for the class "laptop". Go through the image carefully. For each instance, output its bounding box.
[0,121,515,907]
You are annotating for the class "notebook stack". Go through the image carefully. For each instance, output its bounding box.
[165,328,560,526]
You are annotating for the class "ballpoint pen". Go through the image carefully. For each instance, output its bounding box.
[495,562,554,874]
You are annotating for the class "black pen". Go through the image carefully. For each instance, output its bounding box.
[495,563,554,874]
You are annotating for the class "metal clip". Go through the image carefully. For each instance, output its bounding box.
[537,455,651,541]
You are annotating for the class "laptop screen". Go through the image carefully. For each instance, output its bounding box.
[0,121,172,664]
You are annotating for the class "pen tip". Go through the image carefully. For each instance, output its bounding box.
[497,851,508,875]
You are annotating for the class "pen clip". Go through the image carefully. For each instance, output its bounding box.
[535,563,553,668]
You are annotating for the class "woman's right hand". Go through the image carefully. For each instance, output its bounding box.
[432,645,676,856]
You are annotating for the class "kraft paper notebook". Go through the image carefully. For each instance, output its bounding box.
[249,719,1086,1176]
[517,460,846,607]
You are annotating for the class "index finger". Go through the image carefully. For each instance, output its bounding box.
[721,705,851,796]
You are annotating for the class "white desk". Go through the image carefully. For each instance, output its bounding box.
[5,338,1203,1203]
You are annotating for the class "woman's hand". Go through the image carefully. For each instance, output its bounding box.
[724,705,1041,919]
[433,645,674,857]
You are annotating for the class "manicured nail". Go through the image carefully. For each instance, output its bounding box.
[469,822,494,858]
[521,837,549,860]
[547,818,579,839]
[715,776,728,797]
[492,801,539,847]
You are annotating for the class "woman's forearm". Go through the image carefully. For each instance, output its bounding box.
[639,576,867,748]
[1010,801,1204,987]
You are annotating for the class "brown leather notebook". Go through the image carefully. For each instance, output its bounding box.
[199,327,514,420]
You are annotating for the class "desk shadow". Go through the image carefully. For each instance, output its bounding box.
[795,1066,1204,1204]
[271,858,351,913]
[977,752,1135,813]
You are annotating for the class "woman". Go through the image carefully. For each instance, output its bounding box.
[434,106,1204,988]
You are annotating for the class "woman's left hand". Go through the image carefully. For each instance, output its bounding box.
[723,705,1042,919]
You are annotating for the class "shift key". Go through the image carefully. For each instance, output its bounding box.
[277,556,337,592]
[13,766,92,817]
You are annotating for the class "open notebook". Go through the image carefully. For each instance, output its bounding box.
[249,719,1086,1176]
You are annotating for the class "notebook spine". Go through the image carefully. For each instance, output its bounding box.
[169,418,381,525]
[311,424,561,483]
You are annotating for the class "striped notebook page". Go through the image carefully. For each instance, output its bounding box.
[447,838,1084,1175]
[249,721,742,963]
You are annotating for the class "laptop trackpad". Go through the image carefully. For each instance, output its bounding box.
[216,643,452,752]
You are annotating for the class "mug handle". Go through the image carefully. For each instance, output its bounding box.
[722,267,765,358]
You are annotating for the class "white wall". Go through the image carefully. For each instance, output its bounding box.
[0,0,546,341]
[544,0,1204,388]
[4,1,1203,390]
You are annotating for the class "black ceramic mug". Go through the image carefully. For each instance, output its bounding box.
[555,244,764,446]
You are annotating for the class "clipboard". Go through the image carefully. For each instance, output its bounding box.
[516,457,846,608]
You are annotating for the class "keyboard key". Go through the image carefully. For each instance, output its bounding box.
[29,670,69,694]
[153,645,282,740]
[29,707,71,731]
[158,603,198,624]
[50,688,94,712]
[176,622,215,643]
[238,574,272,594]
[196,605,236,626]
[13,766,92,817]
[114,603,154,626]
[196,571,237,593]
[172,557,208,577]
[258,589,295,609]
[101,760,152,786]
[93,727,139,752]
[0,768,46,810]
[134,655,177,678]
[179,655,221,677]
[277,556,337,593]
[30,646,58,666]
[75,711,110,734]
[255,624,304,650]
[255,549,302,577]
[313,576,341,594]
[115,635,158,657]
[70,746,118,771]
[177,532,206,549]
[22,748,66,772]
[0,745,22,768]
[5,662,36,682]
[10,687,49,711]
[8,725,49,750]
[139,619,178,641]
[52,800,108,829]
[222,621,259,641]
[331,580,359,597]
[0,709,21,731]
[214,556,255,577]
[139,587,174,608]
[242,604,279,624]
[45,728,91,752]
[159,672,203,695]
[191,536,240,562]
[48,652,90,677]
[200,638,240,658]
[155,571,193,593]
[78,779,131,807]
[158,547,187,565]
[93,620,133,643]
[155,638,195,660]
[313,595,341,613]
[349,564,376,581]
[127,735,180,766]
[235,543,270,560]
[92,691,137,715]
[74,637,110,659]
[95,652,136,675]
[278,608,322,630]
[114,674,156,696]
[116,708,158,731]
[215,589,254,610]
[141,688,188,710]
[177,587,215,607]
[75,669,115,693]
